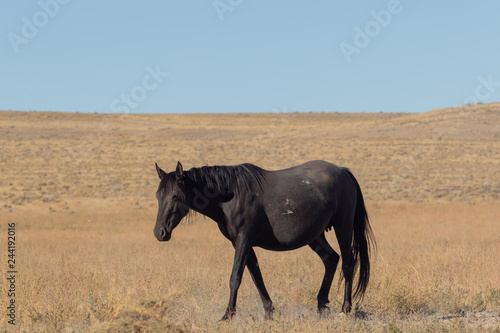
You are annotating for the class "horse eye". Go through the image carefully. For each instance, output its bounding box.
[172,195,178,200]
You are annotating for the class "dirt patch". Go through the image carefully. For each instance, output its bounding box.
[106,309,189,333]
[432,310,500,330]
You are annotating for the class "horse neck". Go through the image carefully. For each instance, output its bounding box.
[185,169,229,223]
[185,166,232,198]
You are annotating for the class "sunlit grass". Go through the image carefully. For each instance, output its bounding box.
[1,109,499,331]
[1,200,499,332]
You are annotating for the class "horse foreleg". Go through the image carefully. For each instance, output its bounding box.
[246,248,274,319]
[221,234,251,321]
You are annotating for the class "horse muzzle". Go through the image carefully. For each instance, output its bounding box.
[154,227,171,241]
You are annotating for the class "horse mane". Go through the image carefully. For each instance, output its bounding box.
[184,163,265,197]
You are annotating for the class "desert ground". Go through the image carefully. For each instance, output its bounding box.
[0,103,499,332]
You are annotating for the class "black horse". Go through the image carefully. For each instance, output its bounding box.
[154,160,375,320]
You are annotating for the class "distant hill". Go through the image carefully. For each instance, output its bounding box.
[366,103,500,140]
[0,103,499,203]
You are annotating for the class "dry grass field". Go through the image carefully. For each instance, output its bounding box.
[0,103,499,332]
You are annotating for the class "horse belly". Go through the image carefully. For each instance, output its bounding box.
[256,195,334,251]
[253,165,339,250]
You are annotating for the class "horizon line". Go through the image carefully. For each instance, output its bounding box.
[1,102,498,115]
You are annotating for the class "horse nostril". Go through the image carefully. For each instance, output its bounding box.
[160,228,166,239]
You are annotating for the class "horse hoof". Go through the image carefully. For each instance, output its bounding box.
[219,313,232,322]
[220,308,235,321]
[337,312,347,318]
[342,303,352,314]
[264,305,275,320]
[318,306,331,317]
[264,311,274,320]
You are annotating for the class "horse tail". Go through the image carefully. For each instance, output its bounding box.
[343,168,376,300]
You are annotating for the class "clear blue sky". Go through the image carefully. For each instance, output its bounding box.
[1,1,499,114]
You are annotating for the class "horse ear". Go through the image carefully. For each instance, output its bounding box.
[156,163,167,180]
[176,161,183,180]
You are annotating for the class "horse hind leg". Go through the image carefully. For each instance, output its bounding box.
[335,227,355,314]
[308,232,340,315]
